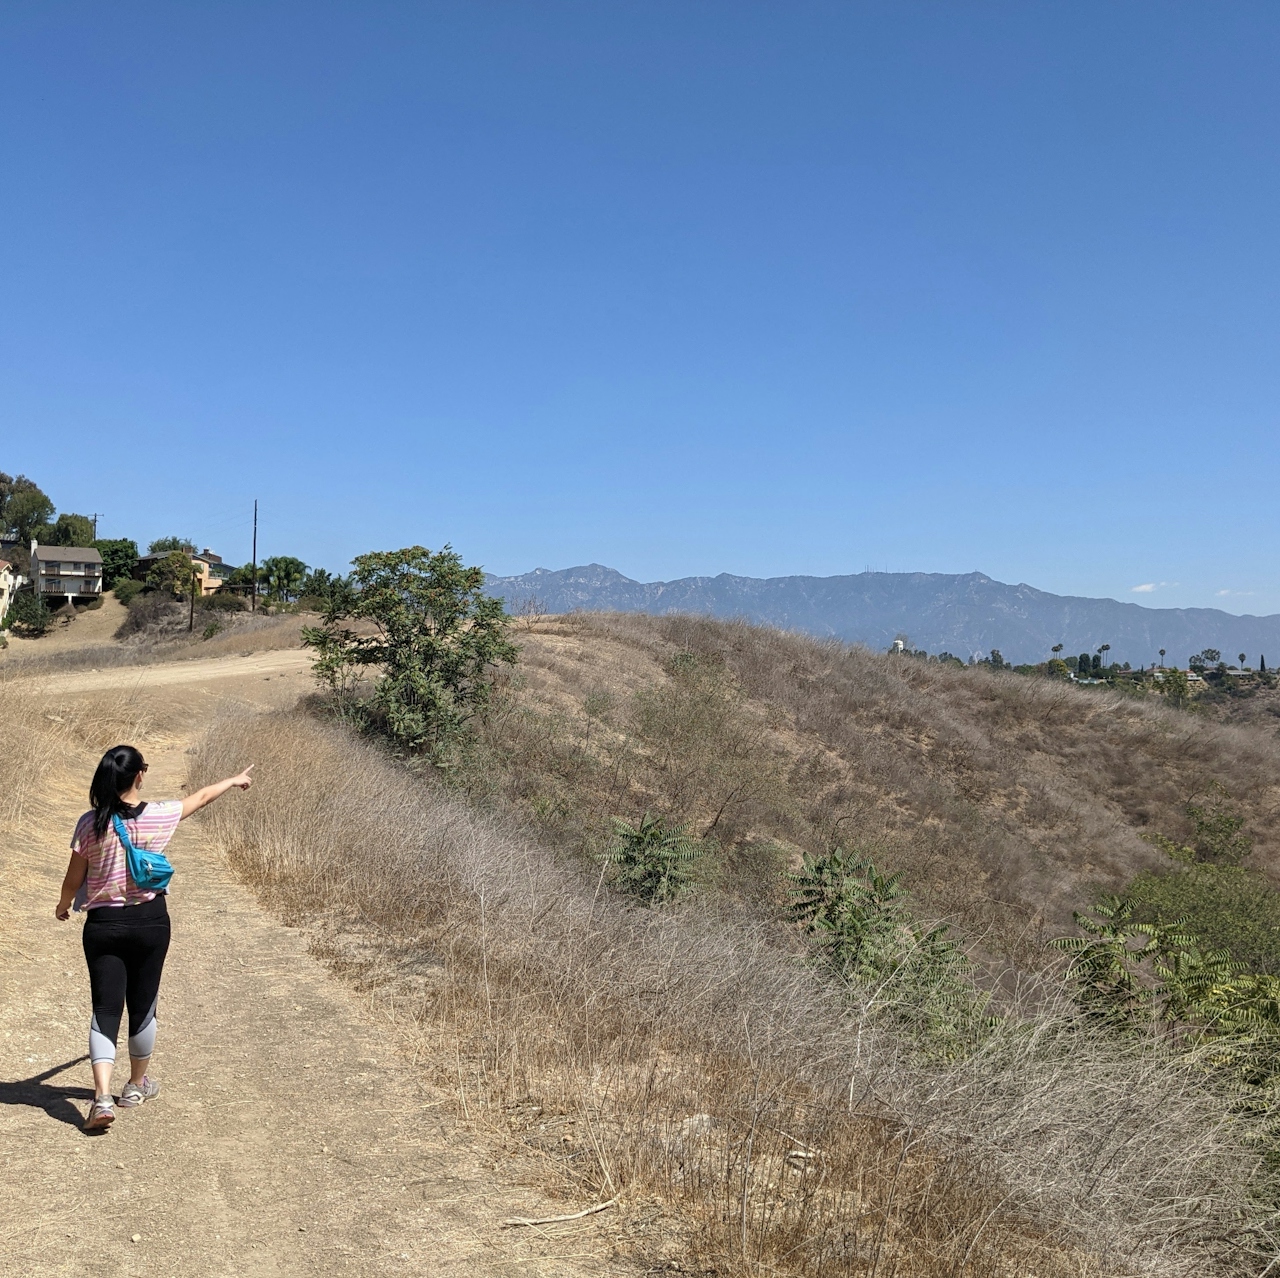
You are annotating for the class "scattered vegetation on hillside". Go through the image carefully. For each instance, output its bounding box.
[191,592,1280,1273]
[195,707,1271,1277]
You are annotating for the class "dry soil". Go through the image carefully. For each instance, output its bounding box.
[0,646,632,1277]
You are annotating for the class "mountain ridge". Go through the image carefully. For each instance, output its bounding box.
[484,564,1280,667]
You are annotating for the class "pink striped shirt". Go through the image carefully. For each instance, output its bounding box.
[70,801,183,909]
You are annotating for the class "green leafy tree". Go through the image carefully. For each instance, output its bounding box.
[148,535,192,554]
[302,545,518,755]
[45,513,95,546]
[1159,667,1192,708]
[298,567,352,609]
[1190,649,1221,673]
[2,590,52,636]
[222,562,257,591]
[603,813,703,905]
[94,539,139,588]
[1077,651,1091,676]
[0,473,55,544]
[260,555,308,603]
[145,550,197,598]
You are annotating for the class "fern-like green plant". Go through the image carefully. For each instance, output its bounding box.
[787,847,910,975]
[603,813,702,905]
[788,847,991,1056]
[1050,897,1179,1024]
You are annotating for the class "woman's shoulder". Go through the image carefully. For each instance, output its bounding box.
[70,810,97,851]
[137,799,183,823]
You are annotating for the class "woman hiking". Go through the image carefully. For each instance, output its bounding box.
[55,745,254,1132]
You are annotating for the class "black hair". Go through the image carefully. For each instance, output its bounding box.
[90,745,147,839]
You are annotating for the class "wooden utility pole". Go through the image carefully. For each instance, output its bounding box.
[89,513,105,539]
[188,562,196,633]
[251,499,258,613]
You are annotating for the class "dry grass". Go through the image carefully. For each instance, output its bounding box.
[0,682,152,830]
[475,615,1280,963]
[195,707,1275,1277]
[0,611,308,678]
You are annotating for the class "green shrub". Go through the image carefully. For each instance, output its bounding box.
[788,847,989,1052]
[2,591,51,637]
[603,813,704,905]
[94,538,138,588]
[202,620,223,640]
[302,545,517,758]
[114,592,181,639]
[1121,787,1279,972]
[113,579,145,606]
[1129,866,1280,975]
[199,593,246,612]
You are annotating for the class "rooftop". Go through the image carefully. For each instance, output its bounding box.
[32,544,102,563]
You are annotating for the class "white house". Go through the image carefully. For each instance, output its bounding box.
[0,559,15,621]
[29,541,103,607]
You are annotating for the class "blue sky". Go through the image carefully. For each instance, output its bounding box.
[2,3,1278,612]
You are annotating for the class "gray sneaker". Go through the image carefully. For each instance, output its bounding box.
[84,1095,116,1131]
[119,1076,160,1108]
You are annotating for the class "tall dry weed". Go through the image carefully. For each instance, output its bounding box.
[0,682,152,829]
[194,709,1274,1276]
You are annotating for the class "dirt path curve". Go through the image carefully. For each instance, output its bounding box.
[8,648,314,694]
[0,659,630,1277]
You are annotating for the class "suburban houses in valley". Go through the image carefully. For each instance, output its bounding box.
[29,541,103,607]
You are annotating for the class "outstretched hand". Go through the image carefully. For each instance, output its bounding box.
[231,764,255,791]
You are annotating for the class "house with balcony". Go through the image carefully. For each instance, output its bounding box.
[133,545,230,595]
[30,542,103,606]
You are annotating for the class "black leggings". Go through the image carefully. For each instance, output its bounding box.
[82,895,171,1064]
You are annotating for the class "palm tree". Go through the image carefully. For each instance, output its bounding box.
[1098,643,1111,671]
[1239,653,1248,668]
[1159,648,1166,669]
[1051,643,1063,657]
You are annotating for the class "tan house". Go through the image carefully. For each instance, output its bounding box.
[30,542,103,606]
[133,546,230,595]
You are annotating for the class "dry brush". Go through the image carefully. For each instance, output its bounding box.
[194,707,1275,1276]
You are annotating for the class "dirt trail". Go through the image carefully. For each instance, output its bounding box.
[10,648,314,694]
[0,654,630,1277]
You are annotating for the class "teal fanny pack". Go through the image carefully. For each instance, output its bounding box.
[113,812,174,893]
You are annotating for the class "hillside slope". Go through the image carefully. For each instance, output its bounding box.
[479,612,1280,957]
[485,564,1280,668]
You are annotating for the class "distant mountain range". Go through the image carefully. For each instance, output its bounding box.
[484,564,1280,668]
